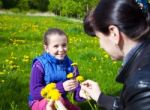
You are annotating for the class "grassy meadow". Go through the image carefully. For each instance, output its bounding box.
[0,14,122,110]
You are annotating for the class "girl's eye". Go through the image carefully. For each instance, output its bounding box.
[62,44,67,47]
[54,45,58,48]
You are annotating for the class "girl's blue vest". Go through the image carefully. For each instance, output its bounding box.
[32,52,74,84]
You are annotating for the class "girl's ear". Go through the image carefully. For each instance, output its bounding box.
[43,45,48,52]
[108,25,121,45]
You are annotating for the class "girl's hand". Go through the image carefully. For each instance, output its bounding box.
[63,79,78,91]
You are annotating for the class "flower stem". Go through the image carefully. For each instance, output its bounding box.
[84,91,95,110]
[94,104,98,110]
[87,99,95,110]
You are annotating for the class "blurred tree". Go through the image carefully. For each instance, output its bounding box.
[29,0,49,11]
[61,0,84,18]
[81,0,98,12]
[48,0,62,15]
[0,0,3,9]
[2,0,18,9]
[1,0,99,18]
[48,0,98,18]
[17,0,29,11]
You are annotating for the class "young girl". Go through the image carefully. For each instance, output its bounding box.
[29,28,84,110]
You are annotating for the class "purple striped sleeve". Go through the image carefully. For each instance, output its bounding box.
[74,84,86,102]
[30,60,45,100]
[56,81,65,94]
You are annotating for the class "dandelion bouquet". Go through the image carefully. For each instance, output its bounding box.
[41,83,67,110]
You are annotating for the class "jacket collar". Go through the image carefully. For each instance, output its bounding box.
[116,40,149,83]
[122,42,142,66]
[43,52,68,65]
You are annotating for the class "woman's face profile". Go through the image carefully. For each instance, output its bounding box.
[95,31,123,60]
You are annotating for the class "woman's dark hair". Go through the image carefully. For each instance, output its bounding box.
[43,28,68,45]
[84,0,150,41]
[83,9,96,37]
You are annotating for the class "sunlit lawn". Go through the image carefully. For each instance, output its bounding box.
[0,14,122,110]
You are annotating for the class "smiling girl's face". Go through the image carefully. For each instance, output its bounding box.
[44,33,68,60]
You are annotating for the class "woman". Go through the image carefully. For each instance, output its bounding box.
[80,0,150,109]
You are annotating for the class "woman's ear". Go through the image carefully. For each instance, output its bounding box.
[108,25,120,45]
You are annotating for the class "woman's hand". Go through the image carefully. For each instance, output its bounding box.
[79,85,91,100]
[81,80,101,101]
[63,79,78,91]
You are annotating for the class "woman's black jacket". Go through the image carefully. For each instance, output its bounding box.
[97,39,150,110]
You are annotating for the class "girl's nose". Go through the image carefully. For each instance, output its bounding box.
[58,46,64,51]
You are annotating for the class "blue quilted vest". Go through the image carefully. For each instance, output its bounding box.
[32,52,74,84]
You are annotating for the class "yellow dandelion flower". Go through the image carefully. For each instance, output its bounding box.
[71,63,78,66]
[50,89,61,101]
[45,83,56,91]
[3,70,6,72]
[0,72,4,74]
[13,42,17,45]
[9,60,13,65]
[41,88,47,97]
[41,83,61,100]
[67,73,74,79]
[46,91,52,99]
[92,57,97,61]
[76,76,84,82]
[43,87,50,94]
[113,61,117,64]
[22,59,29,62]
[5,59,9,63]
[10,65,14,69]
[24,55,29,59]
[104,54,109,59]
[89,69,92,72]
[11,57,16,60]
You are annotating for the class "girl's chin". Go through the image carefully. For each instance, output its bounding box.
[56,56,65,60]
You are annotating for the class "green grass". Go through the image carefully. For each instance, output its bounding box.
[0,14,122,110]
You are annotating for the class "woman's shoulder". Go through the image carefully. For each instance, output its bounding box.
[122,66,150,104]
[125,64,150,93]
